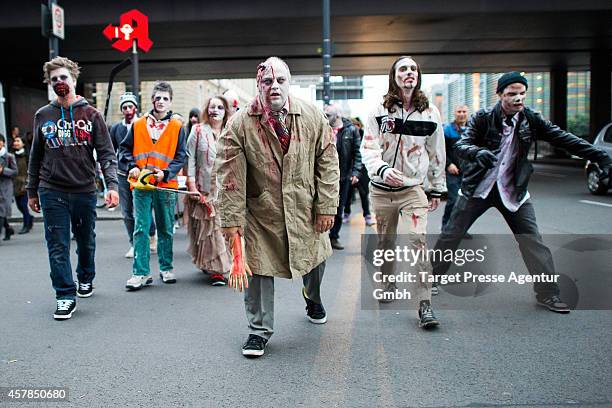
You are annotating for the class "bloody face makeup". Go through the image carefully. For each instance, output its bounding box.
[49,67,76,99]
[394,57,419,91]
[121,103,137,122]
[152,91,172,115]
[499,83,527,115]
[257,60,290,111]
[207,98,226,122]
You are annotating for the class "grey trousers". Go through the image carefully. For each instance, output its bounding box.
[244,261,325,340]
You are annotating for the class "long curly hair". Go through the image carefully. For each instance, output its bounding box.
[383,56,429,113]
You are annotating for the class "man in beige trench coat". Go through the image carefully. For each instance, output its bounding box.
[216,57,340,358]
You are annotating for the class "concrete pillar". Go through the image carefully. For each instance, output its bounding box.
[550,67,567,130]
[590,49,611,140]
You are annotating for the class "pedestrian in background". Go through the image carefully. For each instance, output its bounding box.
[0,134,17,242]
[185,107,201,142]
[223,89,240,117]
[343,116,375,226]
[185,96,231,286]
[324,104,362,250]
[441,104,471,235]
[10,126,21,145]
[11,136,33,234]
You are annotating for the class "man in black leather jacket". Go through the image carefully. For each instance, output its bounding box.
[325,104,362,250]
[432,72,612,313]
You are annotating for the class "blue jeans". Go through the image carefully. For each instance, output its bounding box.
[442,173,462,229]
[15,194,33,228]
[118,175,156,245]
[39,188,97,300]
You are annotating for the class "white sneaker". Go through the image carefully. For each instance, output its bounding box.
[124,247,134,258]
[149,234,158,254]
[126,275,153,291]
[160,270,176,284]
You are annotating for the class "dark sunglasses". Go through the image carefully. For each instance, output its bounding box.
[154,96,170,102]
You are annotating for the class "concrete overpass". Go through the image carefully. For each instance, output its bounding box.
[1,0,611,132]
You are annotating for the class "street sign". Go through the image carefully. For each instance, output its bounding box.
[102,9,153,53]
[51,3,64,40]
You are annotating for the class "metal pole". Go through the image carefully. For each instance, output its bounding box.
[322,0,331,106]
[48,0,59,59]
[132,40,140,107]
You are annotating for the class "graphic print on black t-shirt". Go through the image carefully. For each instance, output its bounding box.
[375,116,437,137]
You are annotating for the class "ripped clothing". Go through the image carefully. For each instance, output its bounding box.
[370,185,432,304]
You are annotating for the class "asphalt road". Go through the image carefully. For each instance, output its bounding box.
[1,162,611,408]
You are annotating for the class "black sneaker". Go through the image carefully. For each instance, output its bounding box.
[431,282,439,296]
[303,288,327,324]
[536,294,570,313]
[54,299,76,320]
[330,238,345,250]
[242,334,268,358]
[77,281,94,298]
[418,301,440,329]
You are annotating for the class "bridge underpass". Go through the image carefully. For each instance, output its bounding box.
[1,0,610,133]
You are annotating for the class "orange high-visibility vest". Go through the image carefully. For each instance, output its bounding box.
[133,116,181,189]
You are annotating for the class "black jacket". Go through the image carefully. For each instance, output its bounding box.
[109,121,130,175]
[335,117,362,181]
[456,102,611,200]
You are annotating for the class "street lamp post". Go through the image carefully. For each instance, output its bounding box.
[322,0,331,106]
[132,40,140,106]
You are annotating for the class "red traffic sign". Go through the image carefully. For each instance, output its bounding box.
[103,9,153,53]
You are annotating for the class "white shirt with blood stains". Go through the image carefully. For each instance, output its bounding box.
[361,102,447,193]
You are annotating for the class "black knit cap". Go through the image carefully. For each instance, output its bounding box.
[496,71,528,93]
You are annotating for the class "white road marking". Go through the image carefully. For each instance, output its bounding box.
[579,200,612,208]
